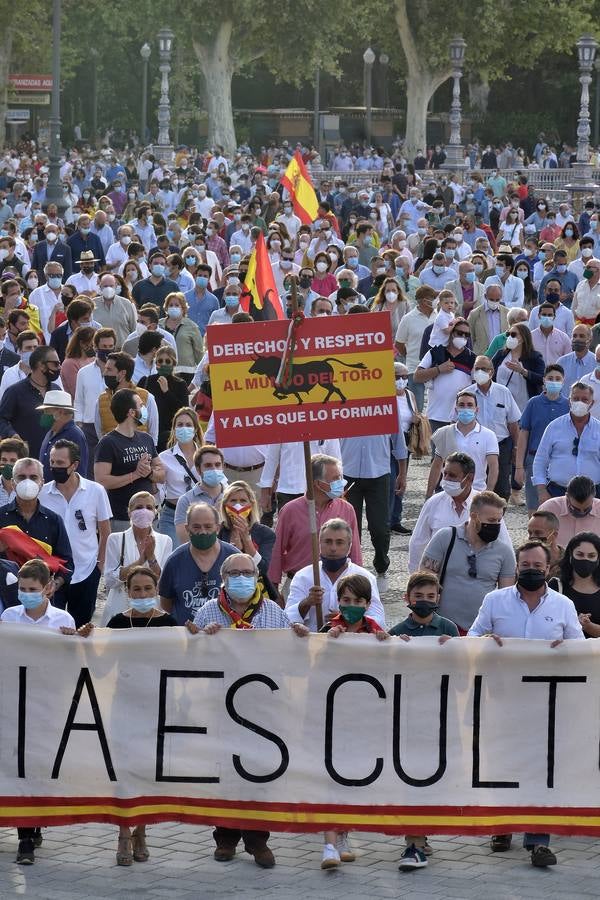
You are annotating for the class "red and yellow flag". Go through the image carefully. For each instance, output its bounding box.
[241,232,284,321]
[280,150,319,225]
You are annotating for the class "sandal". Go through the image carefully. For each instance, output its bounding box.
[132,827,149,862]
[116,835,133,866]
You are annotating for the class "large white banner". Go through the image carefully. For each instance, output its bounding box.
[1,626,599,835]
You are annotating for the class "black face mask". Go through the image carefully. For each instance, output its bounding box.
[545,292,560,304]
[104,374,119,391]
[320,555,348,573]
[96,349,111,363]
[50,466,71,484]
[478,521,501,543]
[45,364,61,380]
[517,568,547,591]
[299,276,312,289]
[410,601,439,619]
[572,558,599,578]
[572,340,588,353]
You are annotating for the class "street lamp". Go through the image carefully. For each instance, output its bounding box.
[594,56,600,148]
[140,42,151,146]
[567,34,599,205]
[155,27,174,159]
[441,35,467,174]
[46,0,65,214]
[363,47,375,147]
[379,53,389,109]
[90,47,98,148]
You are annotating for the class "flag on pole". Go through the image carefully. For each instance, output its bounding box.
[241,232,284,321]
[280,150,319,225]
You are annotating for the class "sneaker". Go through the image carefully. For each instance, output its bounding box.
[33,828,43,849]
[391,524,412,535]
[336,832,355,862]
[16,839,35,865]
[490,834,512,852]
[376,573,389,594]
[422,842,433,856]
[321,843,341,869]
[398,844,428,871]
[531,845,557,867]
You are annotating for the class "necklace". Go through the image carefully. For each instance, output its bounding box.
[128,611,153,628]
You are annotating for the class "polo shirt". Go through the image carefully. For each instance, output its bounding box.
[131,276,179,313]
[158,540,238,624]
[468,585,584,640]
[532,413,600,487]
[0,499,74,584]
[184,289,220,335]
[389,611,459,637]
[418,347,475,423]
[395,307,435,373]
[0,376,61,458]
[173,482,225,526]
[431,422,499,491]
[1,601,75,630]
[463,382,521,442]
[519,392,570,456]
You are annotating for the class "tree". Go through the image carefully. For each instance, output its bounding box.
[0,1,49,149]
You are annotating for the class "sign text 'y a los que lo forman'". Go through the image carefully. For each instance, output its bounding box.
[206,313,398,447]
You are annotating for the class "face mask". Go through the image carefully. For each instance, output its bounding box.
[50,465,71,484]
[572,340,587,353]
[167,306,182,318]
[495,265,505,277]
[15,478,40,500]
[151,264,165,278]
[225,501,252,519]
[101,286,115,300]
[316,261,328,273]
[441,478,464,497]
[136,405,148,426]
[46,232,58,244]
[474,263,484,275]
[321,554,348,573]
[487,300,500,311]
[364,235,373,246]
[202,468,226,487]
[104,374,119,390]
[478,521,501,543]
[539,316,554,329]
[226,574,257,601]
[463,271,476,284]
[47,276,62,289]
[517,568,546,591]
[157,364,173,376]
[190,531,217,550]
[20,351,33,366]
[1,463,13,480]
[537,204,546,212]
[544,379,563,395]
[130,597,157,613]
[80,227,90,236]
[185,255,196,266]
[27,278,39,290]
[493,202,502,210]
[19,590,45,610]
[410,601,439,619]
[339,605,365,625]
[129,507,155,528]
[584,268,595,280]
[505,335,520,350]
[457,408,476,424]
[385,291,398,302]
[195,275,209,288]
[230,253,241,264]
[572,557,598,577]
[582,247,593,258]
[565,229,574,238]
[432,265,445,275]
[452,336,468,349]
[395,377,408,390]
[444,249,455,261]
[322,477,347,500]
[515,269,528,280]
[96,349,111,363]
[473,369,491,385]
[570,400,590,417]
[418,227,427,236]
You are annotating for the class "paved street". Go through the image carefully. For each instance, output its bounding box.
[3,457,597,899]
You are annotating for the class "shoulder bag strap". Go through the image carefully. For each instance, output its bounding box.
[174,453,199,484]
[438,526,457,587]
[118,531,126,568]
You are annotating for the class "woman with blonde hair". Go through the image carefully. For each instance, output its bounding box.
[158,406,203,546]
[219,480,276,593]
[370,276,409,333]
[159,292,203,384]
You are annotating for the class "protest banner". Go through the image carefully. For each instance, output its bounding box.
[2,627,599,836]
[206,311,398,449]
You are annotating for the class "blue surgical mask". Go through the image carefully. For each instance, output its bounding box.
[167,230,176,241]
[151,264,165,278]
[224,295,239,308]
[20,351,32,366]
[539,315,554,328]
[130,597,157,613]
[495,265,505,276]
[19,590,45,610]
[185,255,196,266]
[464,271,476,284]
[226,574,257,601]
[544,380,563,395]
[230,253,241,264]
[432,265,445,275]
[202,468,226,487]
[347,257,358,268]
[47,276,62,289]
[556,264,567,274]
[324,477,347,500]
[175,425,195,443]
[195,275,209,288]
[80,227,90,236]
[457,408,476,424]
[137,405,148,425]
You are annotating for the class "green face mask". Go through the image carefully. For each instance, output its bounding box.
[583,267,594,280]
[189,531,217,550]
[339,605,365,625]
[339,279,351,289]
[40,412,55,429]
[157,365,173,376]
[1,463,13,480]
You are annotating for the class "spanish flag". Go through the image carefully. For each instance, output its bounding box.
[280,150,319,225]
[241,232,284,321]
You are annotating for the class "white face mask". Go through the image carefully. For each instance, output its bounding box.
[570,400,590,418]
[452,336,468,350]
[385,291,398,303]
[441,478,464,497]
[505,335,520,350]
[101,286,116,300]
[316,261,328,273]
[15,478,40,500]
[473,369,491,385]
[395,377,408,390]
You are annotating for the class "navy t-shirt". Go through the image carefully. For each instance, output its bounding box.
[158,540,238,625]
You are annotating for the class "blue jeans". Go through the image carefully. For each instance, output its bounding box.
[157,503,180,549]
[407,374,425,412]
[524,455,538,512]
[389,447,410,526]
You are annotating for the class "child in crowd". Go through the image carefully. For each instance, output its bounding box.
[320,574,389,869]
[388,571,458,871]
[428,290,457,347]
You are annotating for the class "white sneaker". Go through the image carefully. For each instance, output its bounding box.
[336,832,355,862]
[376,573,389,594]
[321,843,341,869]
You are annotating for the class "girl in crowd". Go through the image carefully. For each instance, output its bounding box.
[158,407,203,546]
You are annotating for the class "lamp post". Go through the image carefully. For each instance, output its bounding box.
[155,27,174,160]
[363,47,375,147]
[379,52,389,109]
[90,47,98,148]
[46,0,65,214]
[567,34,598,206]
[140,42,151,146]
[594,56,600,149]
[441,35,467,175]
[313,66,320,153]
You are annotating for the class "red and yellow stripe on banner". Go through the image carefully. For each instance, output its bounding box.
[3,798,600,835]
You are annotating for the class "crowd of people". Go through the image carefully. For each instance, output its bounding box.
[0,138,599,875]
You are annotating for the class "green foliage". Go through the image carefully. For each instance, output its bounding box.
[476,110,562,149]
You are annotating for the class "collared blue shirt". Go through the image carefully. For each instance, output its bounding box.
[519,392,570,455]
[555,350,597,396]
[184,288,220,335]
[538,268,579,305]
[341,432,407,479]
[39,420,89,483]
[532,413,600,486]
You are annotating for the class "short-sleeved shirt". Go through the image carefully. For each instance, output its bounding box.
[519,392,570,456]
[418,348,474,422]
[389,612,459,637]
[421,524,516,630]
[94,429,157,520]
[158,540,238,624]
[431,422,499,492]
[131,276,179,313]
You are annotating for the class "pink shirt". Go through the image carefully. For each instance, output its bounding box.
[538,495,600,547]
[268,496,362,584]
[531,326,572,365]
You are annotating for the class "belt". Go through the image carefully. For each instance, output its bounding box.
[164,499,178,510]
[226,463,263,472]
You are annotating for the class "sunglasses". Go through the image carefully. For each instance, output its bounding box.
[455,331,470,338]
[573,436,580,457]
[74,509,87,531]
[467,553,477,578]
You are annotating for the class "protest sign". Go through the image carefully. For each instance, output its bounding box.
[206,313,398,448]
[2,627,599,836]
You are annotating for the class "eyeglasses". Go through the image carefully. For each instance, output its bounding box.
[573,437,580,457]
[74,509,87,531]
[455,331,470,338]
[227,570,256,578]
[508,332,520,338]
[467,553,477,578]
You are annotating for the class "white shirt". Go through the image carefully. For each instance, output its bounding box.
[528,302,574,336]
[483,273,525,308]
[158,443,201,501]
[418,350,472,422]
[105,241,129,269]
[274,212,302,239]
[464,381,521,442]
[432,422,499,491]
[74,360,105,423]
[285,561,385,632]
[258,439,342,494]
[204,415,265,468]
[132,355,156,385]
[468,585,584,640]
[580,369,600,417]
[40,476,112,583]
[395,307,436,372]
[573,279,600,321]
[1,602,75,630]
[29,284,61,341]
[101,526,172,626]
[0,363,27,402]
[66,271,100,295]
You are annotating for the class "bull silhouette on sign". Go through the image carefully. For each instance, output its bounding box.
[248,355,367,404]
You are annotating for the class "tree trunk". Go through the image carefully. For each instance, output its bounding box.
[468,73,490,118]
[193,23,236,155]
[0,29,14,151]
[404,74,440,159]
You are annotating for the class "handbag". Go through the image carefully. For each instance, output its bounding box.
[407,411,432,459]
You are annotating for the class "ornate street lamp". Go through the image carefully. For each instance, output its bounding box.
[155,27,174,159]
[140,42,151,146]
[441,36,467,174]
[363,47,376,147]
[568,34,599,206]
